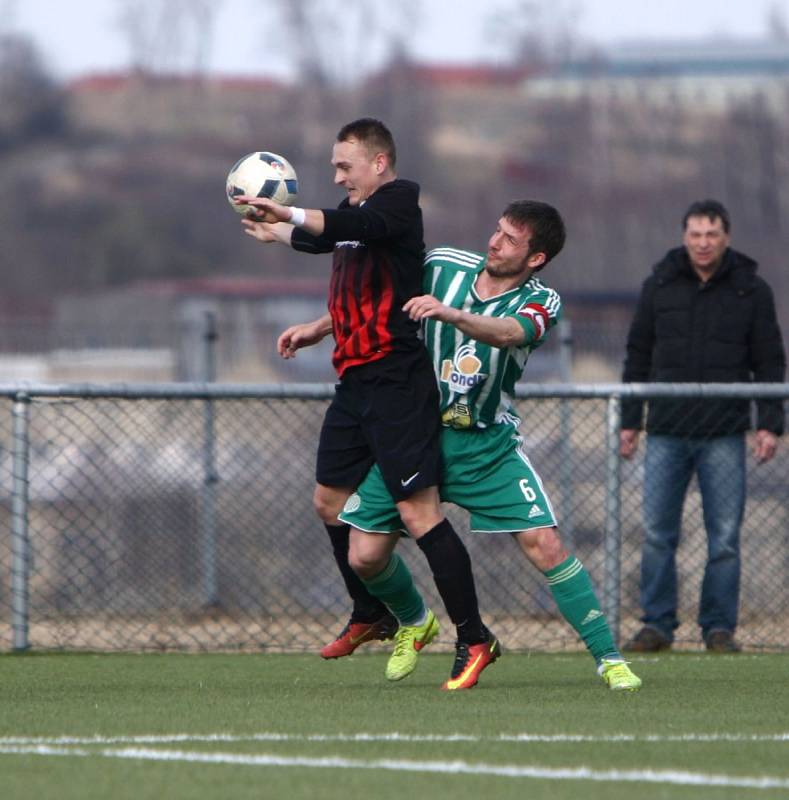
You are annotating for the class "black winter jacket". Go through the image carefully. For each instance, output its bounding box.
[621,246,786,436]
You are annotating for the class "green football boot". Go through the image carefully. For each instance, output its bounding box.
[598,658,642,691]
[385,610,439,681]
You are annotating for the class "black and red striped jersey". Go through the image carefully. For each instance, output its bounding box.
[291,179,425,376]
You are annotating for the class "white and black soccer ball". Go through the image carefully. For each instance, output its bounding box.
[226,151,299,214]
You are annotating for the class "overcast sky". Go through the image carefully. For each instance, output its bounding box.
[6,0,787,79]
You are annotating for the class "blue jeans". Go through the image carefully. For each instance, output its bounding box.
[640,434,746,641]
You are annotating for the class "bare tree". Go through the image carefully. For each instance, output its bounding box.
[115,0,222,75]
[0,0,18,35]
[268,0,419,87]
[188,1,220,76]
[767,1,789,41]
[484,0,585,67]
[0,34,64,147]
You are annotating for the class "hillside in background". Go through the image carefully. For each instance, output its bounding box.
[1,38,788,335]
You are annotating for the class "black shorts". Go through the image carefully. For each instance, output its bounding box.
[316,347,442,502]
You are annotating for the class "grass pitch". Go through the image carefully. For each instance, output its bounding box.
[1,651,787,799]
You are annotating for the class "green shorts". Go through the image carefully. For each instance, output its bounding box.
[338,423,557,534]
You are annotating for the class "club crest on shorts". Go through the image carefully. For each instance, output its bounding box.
[343,493,361,513]
[440,344,486,394]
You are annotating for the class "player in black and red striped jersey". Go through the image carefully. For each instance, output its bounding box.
[238,118,495,683]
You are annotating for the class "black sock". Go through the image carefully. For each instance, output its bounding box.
[325,523,388,623]
[416,519,486,644]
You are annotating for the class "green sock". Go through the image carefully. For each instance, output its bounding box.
[544,556,620,664]
[361,553,426,627]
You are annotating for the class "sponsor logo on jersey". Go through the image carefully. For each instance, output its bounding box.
[440,344,486,394]
[335,240,364,248]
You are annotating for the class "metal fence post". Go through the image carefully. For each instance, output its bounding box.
[558,320,574,542]
[10,392,31,651]
[603,392,623,645]
[200,312,219,608]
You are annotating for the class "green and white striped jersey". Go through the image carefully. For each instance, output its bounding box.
[423,246,562,429]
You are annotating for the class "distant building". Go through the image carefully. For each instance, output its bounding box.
[525,38,789,109]
[67,71,290,137]
[52,277,333,383]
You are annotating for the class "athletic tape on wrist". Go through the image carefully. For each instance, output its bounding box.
[289,207,306,226]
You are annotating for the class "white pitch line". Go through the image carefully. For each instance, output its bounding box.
[0,744,787,791]
[1,732,788,746]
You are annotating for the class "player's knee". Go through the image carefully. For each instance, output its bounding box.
[347,547,386,579]
[312,492,334,523]
[312,486,347,525]
[396,491,442,537]
[400,510,442,537]
[517,526,568,571]
[540,540,569,571]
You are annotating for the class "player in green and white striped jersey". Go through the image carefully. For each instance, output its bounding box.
[340,201,641,691]
[423,244,561,431]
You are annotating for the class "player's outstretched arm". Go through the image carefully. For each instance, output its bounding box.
[404,295,525,349]
[277,314,333,359]
[235,196,326,236]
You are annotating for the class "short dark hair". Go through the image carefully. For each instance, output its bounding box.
[682,199,731,233]
[337,117,396,167]
[503,200,566,268]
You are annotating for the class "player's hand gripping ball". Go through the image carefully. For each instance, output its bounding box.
[226,151,298,215]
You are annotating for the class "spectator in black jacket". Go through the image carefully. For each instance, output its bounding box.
[620,199,785,654]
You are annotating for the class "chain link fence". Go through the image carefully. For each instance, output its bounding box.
[0,383,786,654]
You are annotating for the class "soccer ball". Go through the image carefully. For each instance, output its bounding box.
[226,151,299,215]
